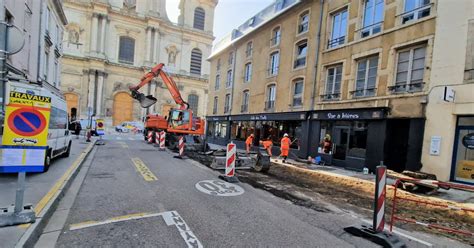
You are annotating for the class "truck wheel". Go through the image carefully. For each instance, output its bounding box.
[43,151,52,172]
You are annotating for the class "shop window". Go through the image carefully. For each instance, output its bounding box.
[207,122,215,137]
[391,45,426,93]
[231,121,255,141]
[298,11,309,34]
[292,78,303,107]
[453,117,474,184]
[328,8,348,48]
[294,40,308,69]
[258,121,301,149]
[361,0,384,38]
[265,84,276,110]
[213,122,227,138]
[354,56,378,97]
[348,122,368,159]
[271,26,281,46]
[323,64,342,100]
[402,0,431,24]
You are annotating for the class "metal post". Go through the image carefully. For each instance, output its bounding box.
[0,0,8,113]
[14,172,26,213]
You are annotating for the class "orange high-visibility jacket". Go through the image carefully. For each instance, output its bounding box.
[245,136,254,145]
[281,137,291,150]
[262,140,273,149]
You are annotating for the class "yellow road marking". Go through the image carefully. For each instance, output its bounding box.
[19,142,96,229]
[131,157,157,181]
[70,212,163,231]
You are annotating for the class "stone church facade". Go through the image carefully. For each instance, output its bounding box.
[61,0,217,125]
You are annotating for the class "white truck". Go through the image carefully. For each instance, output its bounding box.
[5,82,72,172]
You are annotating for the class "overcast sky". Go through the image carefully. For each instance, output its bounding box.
[166,0,274,43]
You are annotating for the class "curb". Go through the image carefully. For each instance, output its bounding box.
[15,141,97,248]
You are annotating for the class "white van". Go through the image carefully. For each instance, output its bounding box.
[6,81,72,172]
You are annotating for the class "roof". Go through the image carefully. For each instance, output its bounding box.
[208,0,302,60]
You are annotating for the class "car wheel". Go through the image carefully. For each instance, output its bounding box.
[43,151,52,172]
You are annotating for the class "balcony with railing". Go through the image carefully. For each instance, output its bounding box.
[241,104,248,113]
[321,92,341,101]
[292,97,302,107]
[388,82,425,93]
[294,57,306,69]
[360,22,383,38]
[328,36,345,49]
[401,2,432,24]
[264,100,275,111]
[270,35,281,46]
[298,22,309,34]
[350,88,377,98]
[267,66,279,77]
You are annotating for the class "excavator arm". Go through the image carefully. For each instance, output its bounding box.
[129,63,189,110]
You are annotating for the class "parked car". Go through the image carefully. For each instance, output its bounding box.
[115,121,144,133]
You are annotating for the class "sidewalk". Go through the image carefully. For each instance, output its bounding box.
[0,139,95,248]
[208,143,473,204]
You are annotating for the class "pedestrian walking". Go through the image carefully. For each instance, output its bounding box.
[245,133,255,154]
[280,133,291,163]
[75,121,82,139]
[260,136,273,156]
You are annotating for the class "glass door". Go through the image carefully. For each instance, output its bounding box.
[333,126,350,161]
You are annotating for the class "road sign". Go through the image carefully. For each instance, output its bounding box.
[8,108,47,136]
[443,86,455,102]
[195,180,244,196]
[5,24,25,55]
[1,91,51,173]
[96,118,105,136]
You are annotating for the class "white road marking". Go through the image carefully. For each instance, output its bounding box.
[195,180,245,196]
[70,211,203,248]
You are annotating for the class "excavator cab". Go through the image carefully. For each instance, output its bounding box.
[130,90,157,108]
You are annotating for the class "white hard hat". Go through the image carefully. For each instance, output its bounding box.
[284,133,288,137]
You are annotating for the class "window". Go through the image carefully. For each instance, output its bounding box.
[124,0,136,8]
[224,94,231,113]
[361,0,384,38]
[354,56,378,97]
[187,94,199,113]
[241,90,249,112]
[265,84,276,110]
[49,107,68,129]
[271,27,281,46]
[392,46,426,92]
[118,36,135,64]
[213,97,218,114]
[246,42,253,58]
[226,70,233,88]
[294,40,308,68]
[45,8,50,33]
[402,0,431,24]
[292,78,304,106]
[298,11,309,34]
[244,63,252,82]
[44,50,49,81]
[329,9,348,48]
[324,65,343,100]
[215,75,220,90]
[190,48,202,75]
[193,7,205,30]
[269,51,279,76]
[228,52,234,65]
[216,59,221,71]
[54,60,58,85]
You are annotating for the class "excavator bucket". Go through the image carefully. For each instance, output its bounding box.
[130,90,157,108]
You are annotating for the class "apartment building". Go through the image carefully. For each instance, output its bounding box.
[207,0,473,182]
[61,0,217,125]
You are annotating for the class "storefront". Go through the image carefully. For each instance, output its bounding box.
[451,116,474,184]
[206,112,308,155]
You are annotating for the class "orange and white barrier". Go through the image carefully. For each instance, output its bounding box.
[159,131,166,150]
[178,136,184,157]
[155,132,160,145]
[147,131,153,143]
[218,142,239,183]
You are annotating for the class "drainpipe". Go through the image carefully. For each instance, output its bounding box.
[36,0,44,85]
[0,0,7,113]
[305,0,324,158]
[227,43,237,141]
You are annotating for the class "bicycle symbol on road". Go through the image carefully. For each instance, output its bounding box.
[195,180,244,196]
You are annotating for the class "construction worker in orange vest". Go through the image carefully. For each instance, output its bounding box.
[280,133,291,163]
[245,134,255,154]
[260,136,273,156]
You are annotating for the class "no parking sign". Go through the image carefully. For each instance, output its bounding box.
[0,91,51,173]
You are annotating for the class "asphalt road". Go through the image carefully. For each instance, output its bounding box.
[50,136,384,248]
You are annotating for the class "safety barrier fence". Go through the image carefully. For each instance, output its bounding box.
[389,178,474,237]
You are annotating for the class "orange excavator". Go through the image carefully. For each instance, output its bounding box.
[129,63,206,150]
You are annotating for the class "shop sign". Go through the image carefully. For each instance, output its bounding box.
[462,133,474,149]
[207,116,228,121]
[313,109,385,120]
[250,115,268,120]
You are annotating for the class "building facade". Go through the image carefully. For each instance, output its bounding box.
[61,0,217,126]
[1,0,67,111]
[206,0,473,182]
